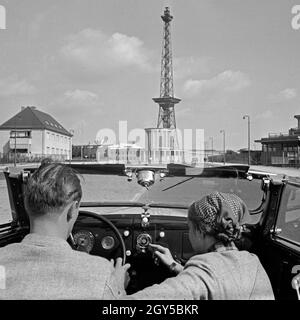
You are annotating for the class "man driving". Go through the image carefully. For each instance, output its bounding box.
[0,161,130,299]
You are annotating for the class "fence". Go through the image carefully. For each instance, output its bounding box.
[0,153,68,165]
[208,152,262,165]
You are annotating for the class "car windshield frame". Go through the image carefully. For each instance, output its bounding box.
[2,163,268,225]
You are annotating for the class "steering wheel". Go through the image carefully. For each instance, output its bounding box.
[69,210,126,265]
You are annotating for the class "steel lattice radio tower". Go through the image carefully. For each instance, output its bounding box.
[153,7,181,129]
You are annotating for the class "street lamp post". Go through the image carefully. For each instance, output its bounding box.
[13,115,21,167]
[69,129,74,164]
[209,137,214,162]
[243,115,251,165]
[220,130,225,165]
[14,122,17,167]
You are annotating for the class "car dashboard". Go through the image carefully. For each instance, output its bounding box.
[72,210,194,294]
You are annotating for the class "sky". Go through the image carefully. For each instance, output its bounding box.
[0,0,300,151]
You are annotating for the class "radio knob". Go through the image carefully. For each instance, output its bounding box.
[123,230,130,237]
[159,231,165,238]
[126,250,131,256]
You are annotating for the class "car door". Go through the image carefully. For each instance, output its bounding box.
[259,180,300,300]
[0,171,28,248]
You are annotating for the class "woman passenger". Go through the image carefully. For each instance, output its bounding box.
[128,191,274,300]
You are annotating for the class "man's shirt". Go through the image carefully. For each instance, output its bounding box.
[0,233,124,300]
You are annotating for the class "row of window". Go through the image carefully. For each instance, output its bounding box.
[46,147,69,155]
[150,150,182,158]
[46,132,70,144]
[106,150,143,160]
[10,131,31,138]
[262,145,298,152]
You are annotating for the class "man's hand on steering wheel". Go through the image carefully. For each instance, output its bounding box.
[111,257,131,290]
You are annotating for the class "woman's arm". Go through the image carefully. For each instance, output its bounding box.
[149,243,184,274]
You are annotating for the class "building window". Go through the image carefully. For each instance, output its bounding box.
[10,131,31,138]
[170,137,174,149]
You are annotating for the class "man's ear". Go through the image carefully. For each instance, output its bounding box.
[66,205,73,222]
[75,200,80,209]
[66,201,79,222]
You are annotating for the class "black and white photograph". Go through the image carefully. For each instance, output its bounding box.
[0,0,299,305]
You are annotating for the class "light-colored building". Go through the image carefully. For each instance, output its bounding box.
[0,106,73,161]
[97,142,147,164]
[145,128,205,165]
[145,128,184,164]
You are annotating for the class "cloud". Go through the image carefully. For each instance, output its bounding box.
[269,88,297,103]
[48,89,102,121]
[0,76,37,96]
[61,28,153,75]
[173,56,211,80]
[182,70,251,97]
[63,89,100,106]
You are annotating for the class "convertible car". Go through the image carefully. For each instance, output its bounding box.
[0,163,299,300]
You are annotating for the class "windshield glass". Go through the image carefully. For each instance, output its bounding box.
[80,174,263,212]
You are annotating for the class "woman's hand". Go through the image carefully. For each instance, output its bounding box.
[149,244,184,274]
[149,243,176,267]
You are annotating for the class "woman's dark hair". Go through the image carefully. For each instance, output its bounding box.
[24,161,82,216]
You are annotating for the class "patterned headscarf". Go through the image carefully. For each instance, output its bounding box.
[188,192,250,242]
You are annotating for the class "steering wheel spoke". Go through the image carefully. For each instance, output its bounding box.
[70,211,126,265]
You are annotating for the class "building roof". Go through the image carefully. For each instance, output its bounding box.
[255,135,300,144]
[0,106,72,137]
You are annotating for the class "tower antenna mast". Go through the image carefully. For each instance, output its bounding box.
[153,7,181,129]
